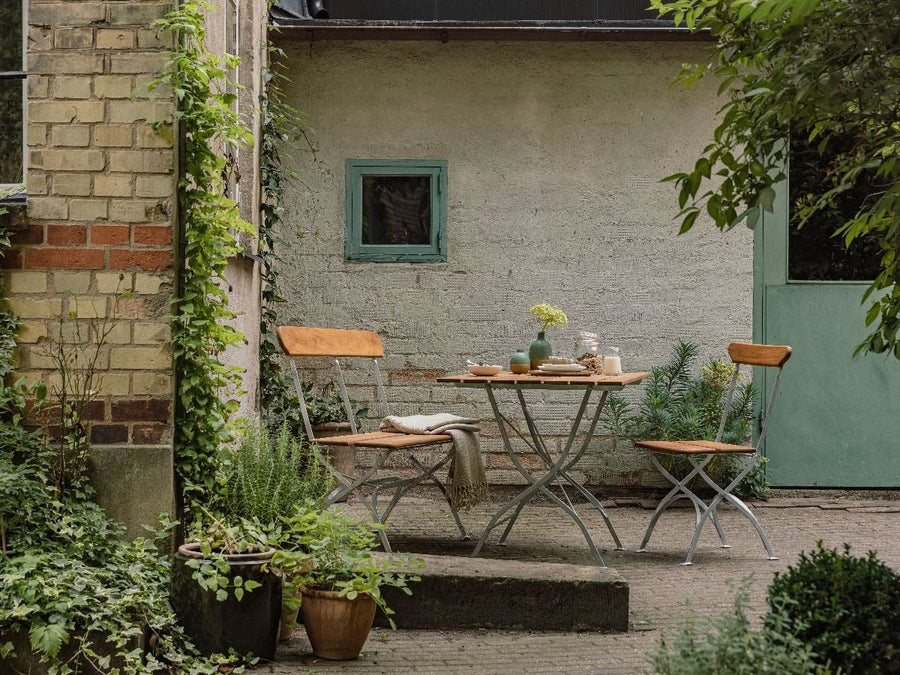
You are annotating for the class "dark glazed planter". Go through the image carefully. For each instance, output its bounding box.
[171,543,281,661]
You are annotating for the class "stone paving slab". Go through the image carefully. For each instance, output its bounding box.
[264,493,900,674]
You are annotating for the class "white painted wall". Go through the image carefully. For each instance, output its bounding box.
[276,39,753,490]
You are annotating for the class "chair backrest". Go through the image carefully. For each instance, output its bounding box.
[715,342,793,450]
[277,326,384,358]
[278,326,389,439]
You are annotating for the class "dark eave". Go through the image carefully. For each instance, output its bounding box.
[268,19,712,42]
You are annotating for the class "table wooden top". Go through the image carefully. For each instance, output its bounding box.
[437,371,651,387]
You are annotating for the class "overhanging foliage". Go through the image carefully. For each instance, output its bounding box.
[653,0,900,358]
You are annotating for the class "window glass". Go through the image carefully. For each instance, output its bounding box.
[788,133,881,281]
[0,81,23,184]
[361,175,432,245]
[0,3,22,72]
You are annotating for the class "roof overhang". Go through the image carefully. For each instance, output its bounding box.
[268,19,713,42]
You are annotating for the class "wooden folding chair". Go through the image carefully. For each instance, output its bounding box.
[635,342,792,565]
[277,326,470,551]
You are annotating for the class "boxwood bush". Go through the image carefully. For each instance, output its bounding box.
[766,542,900,674]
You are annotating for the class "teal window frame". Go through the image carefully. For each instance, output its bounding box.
[345,159,447,263]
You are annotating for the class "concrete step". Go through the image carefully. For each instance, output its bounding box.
[372,553,628,632]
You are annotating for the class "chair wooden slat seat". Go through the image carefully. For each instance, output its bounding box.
[634,440,754,455]
[315,431,453,449]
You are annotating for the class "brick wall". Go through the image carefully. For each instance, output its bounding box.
[0,0,178,533]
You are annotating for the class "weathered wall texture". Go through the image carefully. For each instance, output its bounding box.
[276,39,754,491]
[2,0,178,534]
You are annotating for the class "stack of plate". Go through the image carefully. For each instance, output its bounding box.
[537,363,587,374]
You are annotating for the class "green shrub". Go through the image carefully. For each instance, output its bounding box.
[216,419,333,522]
[766,542,900,674]
[604,340,768,500]
[651,582,828,675]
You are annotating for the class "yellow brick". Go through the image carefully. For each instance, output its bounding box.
[135,175,173,198]
[52,76,92,100]
[53,271,92,293]
[108,150,172,174]
[17,321,49,344]
[110,346,171,370]
[53,173,92,197]
[69,199,109,222]
[108,200,159,223]
[94,174,133,197]
[4,298,62,320]
[97,272,133,294]
[54,27,93,50]
[28,123,47,147]
[6,271,48,293]
[31,149,105,172]
[136,123,174,149]
[132,372,173,396]
[73,296,108,319]
[52,125,91,147]
[133,322,170,344]
[104,322,132,344]
[27,172,48,195]
[133,273,167,295]
[27,197,68,220]
[94,125,133,147]
[29,101,105,124]
[97,29,135,50]
[95,373,131,396]
[94,75,134,99]
[28,75,49,99]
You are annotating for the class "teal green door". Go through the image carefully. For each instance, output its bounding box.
[756,162,900,487]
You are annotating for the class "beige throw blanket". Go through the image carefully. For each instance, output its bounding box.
[380,413,489,510]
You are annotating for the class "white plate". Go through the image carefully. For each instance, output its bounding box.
[538,363,587,373]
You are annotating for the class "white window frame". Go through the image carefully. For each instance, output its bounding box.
[0,0,27,197]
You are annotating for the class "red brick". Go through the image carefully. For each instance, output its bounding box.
[0,248,22,269]
[108,249,171,270]
[132,422,169,444]
[10,224,44,245]
[47,224,87,245]
[133,225,171,247]
[24,248,104,269]
[91,424,129,444]
[91,225,130,245]
[111,398,170,421]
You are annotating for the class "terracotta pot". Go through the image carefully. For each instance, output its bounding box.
[300,588,377,660]
[313,423,356,476]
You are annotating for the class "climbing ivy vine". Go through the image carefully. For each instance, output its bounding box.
[152,2,254,514]
[258,48,313,429]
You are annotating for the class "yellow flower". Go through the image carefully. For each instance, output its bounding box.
[530,304,568,333]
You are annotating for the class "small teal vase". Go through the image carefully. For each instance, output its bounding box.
[529,331,552,369]
[509,349,531,374]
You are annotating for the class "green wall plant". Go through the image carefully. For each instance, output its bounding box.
[151,2,254,514]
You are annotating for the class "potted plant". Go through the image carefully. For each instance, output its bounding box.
[528,303,568,369]
[171,515,283,661]
[302,381,368,476]
[172,419,334,657]
[281,506,421,660]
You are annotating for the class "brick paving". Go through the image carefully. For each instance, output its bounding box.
[265,492,900,674]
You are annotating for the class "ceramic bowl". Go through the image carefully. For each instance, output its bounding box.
[466,364,504,376]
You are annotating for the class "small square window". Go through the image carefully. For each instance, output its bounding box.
[345,159,447,262]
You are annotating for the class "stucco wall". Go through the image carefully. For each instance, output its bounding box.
[275,39,754,491]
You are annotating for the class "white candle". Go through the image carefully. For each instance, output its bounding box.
[603,356,622,375]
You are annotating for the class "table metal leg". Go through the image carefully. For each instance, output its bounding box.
[474,384,613,565]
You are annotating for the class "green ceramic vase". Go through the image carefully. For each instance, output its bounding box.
[509,349,531,374]
[528,331,552,369]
